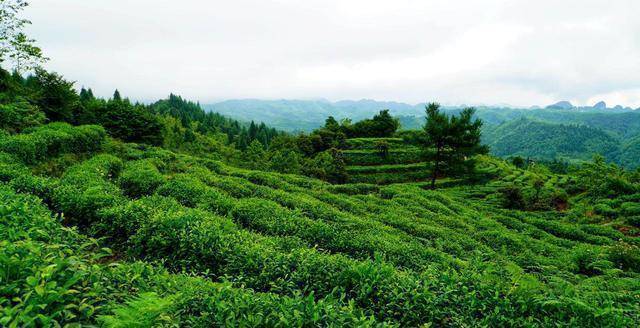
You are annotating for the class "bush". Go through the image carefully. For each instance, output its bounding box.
[53,155,124,226]
[195,188,235,216]
[119,160,165,198]
[328,183,380,195]
[608,241,640,272]
[0,123,106,164]
[303,149,347,184]
[627,216,640,228]
[593,203,617,219]
[500,185,525,209]
[156,174,209,208]
[620,202,640,217]
[98,292,177,327]
[9,174,59,205]
[569,245,610,275]
[0,152,28,182]
[0,101,45,133]
[342,148,423,166]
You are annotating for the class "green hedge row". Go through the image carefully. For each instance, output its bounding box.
[230,197,449,270]
[347,171,432,185]
[0,185,386,327]
[0,123,106,164]
[4,142,639,327]
[37,157,546,325]
[342,148,424,166]
[344,138,406,149]
[347,162,427,174]
[146,164,452,271]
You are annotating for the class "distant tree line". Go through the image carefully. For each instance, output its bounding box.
[0,67,282,154]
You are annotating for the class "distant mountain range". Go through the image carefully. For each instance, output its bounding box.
[203,99,422,132]
[545,100,637,111]
[203,99,640,167]
[204,99,639,132]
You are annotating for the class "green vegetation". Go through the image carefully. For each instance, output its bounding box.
[423,103,487,188]
[2,125,639,326]
[484,118,620,164]
[205,99,640,168]
[1,2,640,326]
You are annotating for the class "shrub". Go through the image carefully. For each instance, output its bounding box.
[593,203,617,219]
[328,183,379,195]
[0,152,28,182]
[9,174,59,205]
[569,245,610,275]
[195,188,235,216]
[98,293,177,327]
[500,185,525,210]
[627,216,640,228]
[608,241,640,272]
[0,101,45,133]
[620,202,640,217]
[119,160,165,198]
[53,155,124,226]
[342,148,423,166]
[0,123,106,164]
[156,174,209,207]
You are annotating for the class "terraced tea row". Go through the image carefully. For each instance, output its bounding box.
[1,124,639,326]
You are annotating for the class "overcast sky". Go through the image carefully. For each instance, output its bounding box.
[25,0,640,107]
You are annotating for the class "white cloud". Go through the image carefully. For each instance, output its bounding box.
[24,0,640,107]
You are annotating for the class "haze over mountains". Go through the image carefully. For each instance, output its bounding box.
[204,99,640,168]
[205,99,640,132]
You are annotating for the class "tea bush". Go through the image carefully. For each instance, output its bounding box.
[118,160,166,198]
[0,185,387,327]
[0,123,105,164]
[2,137,639,326]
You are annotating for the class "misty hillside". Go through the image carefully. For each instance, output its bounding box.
[205,99,640,167]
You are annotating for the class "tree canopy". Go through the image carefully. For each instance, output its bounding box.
[423,102,487,188]
[0,0,47,71]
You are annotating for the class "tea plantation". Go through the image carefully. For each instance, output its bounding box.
[343,138,430,184]
[1,123,639,327]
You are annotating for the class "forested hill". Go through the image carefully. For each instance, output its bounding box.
[483,118,621,163]
[204,98,640,133]
[204,99,419,132]
[150,94,281,150]
[205,99,640,167]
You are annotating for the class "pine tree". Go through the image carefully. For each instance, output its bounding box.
[423,102,487,189]
[112,89,122,101]
[248,121,258,140]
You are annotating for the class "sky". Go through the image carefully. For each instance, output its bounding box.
[24,0,640,107]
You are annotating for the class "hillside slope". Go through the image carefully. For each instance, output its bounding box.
[1,123,639,326]
[483,119,621,164]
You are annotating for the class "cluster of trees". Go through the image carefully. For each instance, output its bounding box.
[0,1,282,161]
[510,156,570,174]
[498,153,640,232]
[0,66,287,161]
[241,104,488,186]
[231,110,401,183]
[500,179,569,211]
[0,0,490,186]
[0,67,164,144]
[324,109,400,138]
[151,94,280,150]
